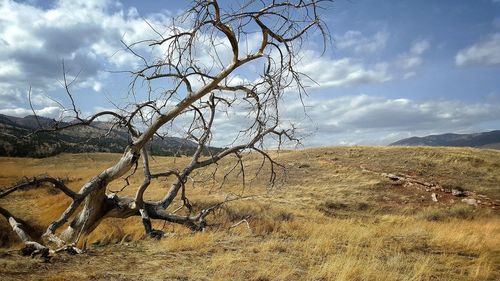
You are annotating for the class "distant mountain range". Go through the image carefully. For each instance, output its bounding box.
[0,114,222,158]
[390,130,500,149]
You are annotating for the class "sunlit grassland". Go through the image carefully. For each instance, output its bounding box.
[0,146,499,280]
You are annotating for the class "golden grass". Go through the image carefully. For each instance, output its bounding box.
[0,147,499,280]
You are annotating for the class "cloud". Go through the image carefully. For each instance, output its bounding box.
[410,40,431,55]
[455,33,500,66]
[0,106,62,118]
[298,51,392,88]
[0,0,173,113]
[334,30,389,53]
[281,94,500,146]
[299,36,432,89]
[0,0,180,122]
[397,39,430,70]
[0,82,23,101]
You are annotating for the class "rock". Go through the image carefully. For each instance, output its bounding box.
[461,198,478,206]
[382,173,400,181]
[452,188,466,197]
[298,163,310,168]
[431,193,438,202]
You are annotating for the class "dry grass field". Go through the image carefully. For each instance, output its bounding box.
[0,146,499,280]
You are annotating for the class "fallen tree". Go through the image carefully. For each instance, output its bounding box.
[0,0,330,256]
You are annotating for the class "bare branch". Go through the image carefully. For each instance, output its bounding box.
[0,176,77,199]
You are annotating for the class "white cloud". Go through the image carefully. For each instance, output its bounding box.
[0,0,173,126]
[0,106,62,118]
[281,94,500,146]
[455,33,500,66]
[403,72,416,80]
[0,84,24,107]
[300,35,432,89]
[395,39,431,78]
[410,40,431,55]
[30,92,60,107]
[92,82,103,92]
[335,30,389,53]
[299,51,392,88]
[0,0,173,112]
[399,56,422,69]
[0,61,22,77]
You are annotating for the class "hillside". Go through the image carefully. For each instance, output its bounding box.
[390,130,500,148]
[0,114,222,157]
[0,146,499,280]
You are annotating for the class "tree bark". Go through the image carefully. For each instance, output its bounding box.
[60,187,108,243]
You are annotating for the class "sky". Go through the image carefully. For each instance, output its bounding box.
[0,0,499,147]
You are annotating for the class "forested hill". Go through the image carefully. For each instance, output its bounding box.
[390,130,500,149]
[0,114,222,158]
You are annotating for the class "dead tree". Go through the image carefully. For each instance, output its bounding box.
[0,0,329,254]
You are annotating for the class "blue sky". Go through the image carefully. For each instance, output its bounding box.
[0,0,499,146]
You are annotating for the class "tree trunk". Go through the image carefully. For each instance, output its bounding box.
[60,186,108,243]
